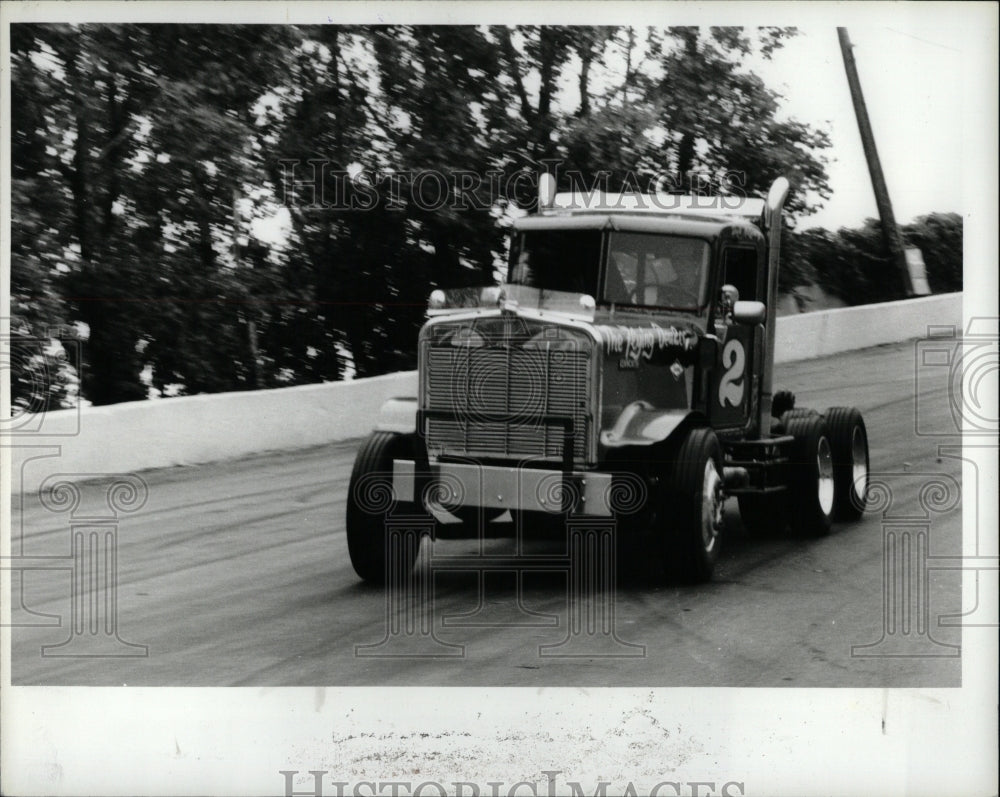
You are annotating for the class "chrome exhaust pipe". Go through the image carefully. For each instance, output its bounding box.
[758,177,790,437]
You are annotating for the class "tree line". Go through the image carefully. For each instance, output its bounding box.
[9,24,960,409]
[783,213,962,308]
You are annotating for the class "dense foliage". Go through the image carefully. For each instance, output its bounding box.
[9,24,960,409]
[782,213,963,305]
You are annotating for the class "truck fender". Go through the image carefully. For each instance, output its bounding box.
[600,402,706,448]
[374,397,418,434]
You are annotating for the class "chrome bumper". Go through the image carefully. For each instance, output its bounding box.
[392,460,614,516]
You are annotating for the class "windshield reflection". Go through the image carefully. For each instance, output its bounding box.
[605,232,710,311]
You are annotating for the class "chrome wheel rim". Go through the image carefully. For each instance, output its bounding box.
[851,425,868,494]
[817,436,835,515]
[701,461,724,553]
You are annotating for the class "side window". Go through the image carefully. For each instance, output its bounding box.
[721,247,759,304]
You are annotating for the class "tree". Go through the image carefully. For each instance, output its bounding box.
[10,24,298,403]
[787,213,963,306]
[8,29,78,409]
[259,26,420,379]
[650,27,830,217]
[495,26,577,160]
[11,24,841,405]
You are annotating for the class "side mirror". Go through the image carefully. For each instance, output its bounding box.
[732,300,766,326]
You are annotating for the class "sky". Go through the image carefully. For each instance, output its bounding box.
[752,23,966,231]
[551,19,972,232]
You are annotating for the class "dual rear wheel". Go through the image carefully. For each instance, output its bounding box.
[738,406,869,536]
[825,407,870,520]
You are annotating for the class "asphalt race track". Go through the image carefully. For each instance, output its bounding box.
[9,340,964,686]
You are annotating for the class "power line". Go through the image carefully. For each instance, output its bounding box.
[882,27,960,53]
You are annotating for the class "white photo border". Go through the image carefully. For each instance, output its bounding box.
[2,2,997,796]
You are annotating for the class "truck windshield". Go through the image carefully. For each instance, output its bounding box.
[605,232,711,312]
[508,230,602,296]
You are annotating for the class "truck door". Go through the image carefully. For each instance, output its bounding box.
[709,246,762,430]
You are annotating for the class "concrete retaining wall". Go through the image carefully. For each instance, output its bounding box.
[7,370,418,498]
[7,293,962,496]
[774,292,962,362]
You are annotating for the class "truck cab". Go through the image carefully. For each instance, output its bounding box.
[345,177,870,584]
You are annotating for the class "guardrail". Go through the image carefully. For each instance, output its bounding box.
[6,293,962,496]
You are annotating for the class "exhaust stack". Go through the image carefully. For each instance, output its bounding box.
[538,172,556,211]
[758,176,790,436]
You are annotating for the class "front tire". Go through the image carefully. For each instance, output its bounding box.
[345,432,424,583]
[663,427,725,582]
[783,412,835,536]
[825,406,869,520]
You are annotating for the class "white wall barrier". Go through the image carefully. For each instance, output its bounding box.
[8,370,418,498]
[7,293,961,496]
[774,292,961,363]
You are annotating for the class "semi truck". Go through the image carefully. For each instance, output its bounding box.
[345,176,870,583]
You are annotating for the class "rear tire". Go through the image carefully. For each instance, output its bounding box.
[783,412,835,536]
[825,406,869,520]
[345,432,424,583]
[780,407,818,424]
[662,427,724,583]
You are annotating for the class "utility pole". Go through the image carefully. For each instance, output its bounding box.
[837,27,915,296]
